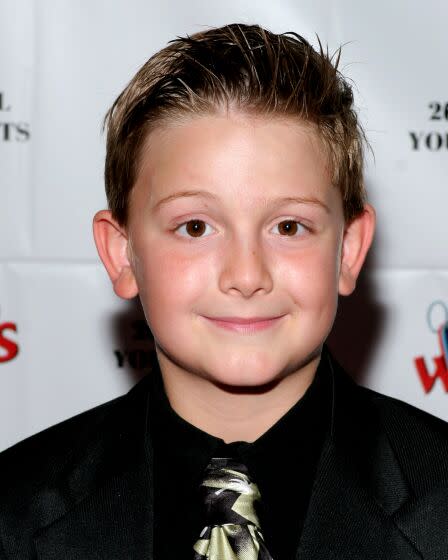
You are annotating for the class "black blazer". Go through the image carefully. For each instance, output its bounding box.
[1,354,448,559]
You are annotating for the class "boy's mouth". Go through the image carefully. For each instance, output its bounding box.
[201,315,286,334]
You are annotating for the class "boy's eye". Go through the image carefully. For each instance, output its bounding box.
[175,220,214,238]
[272,220,306,236]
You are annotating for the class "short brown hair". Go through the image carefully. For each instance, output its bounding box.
[104,23,367,225]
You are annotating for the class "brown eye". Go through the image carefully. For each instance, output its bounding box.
[276,220,303,236]
[177,220,213,238]
[186,220,205,237]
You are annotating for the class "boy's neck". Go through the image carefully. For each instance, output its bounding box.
[156,351,320,443]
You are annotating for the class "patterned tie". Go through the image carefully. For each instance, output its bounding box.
[193,458,274,559]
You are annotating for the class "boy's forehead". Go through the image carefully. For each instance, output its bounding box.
[131,113,338,215]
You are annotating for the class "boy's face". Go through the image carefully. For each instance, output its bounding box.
[95,113,374,388]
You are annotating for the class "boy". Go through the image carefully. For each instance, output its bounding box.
[1,22,448,560]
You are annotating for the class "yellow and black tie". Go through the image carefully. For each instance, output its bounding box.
[193,458,274,559]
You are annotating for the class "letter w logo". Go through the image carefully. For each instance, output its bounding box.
[414,324,448,393]
[415,355,448,393]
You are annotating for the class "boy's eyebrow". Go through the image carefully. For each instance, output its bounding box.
[153,189,330,213]
[153,190,218,210]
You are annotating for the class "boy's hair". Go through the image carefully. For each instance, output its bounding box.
[104,23,367,225]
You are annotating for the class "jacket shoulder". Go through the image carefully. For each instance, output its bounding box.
[360,385,448,491]
[0,393,124,493]
[0,376,152,557]
[0,375,151,502]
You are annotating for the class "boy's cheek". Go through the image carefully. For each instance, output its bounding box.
[134,248,212,305]
[276,246,340,287]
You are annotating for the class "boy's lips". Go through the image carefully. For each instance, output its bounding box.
[201,314,286,333]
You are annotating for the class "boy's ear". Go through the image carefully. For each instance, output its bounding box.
[92,210,139,299]
[338,204,376,296]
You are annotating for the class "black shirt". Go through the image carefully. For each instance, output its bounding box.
[148,355,332,560]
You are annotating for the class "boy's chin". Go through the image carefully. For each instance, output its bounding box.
[156,344,282,388]
[200,363,290,392]
[211,375,283,393]
[197,349,322,393]
[155,342,320,393]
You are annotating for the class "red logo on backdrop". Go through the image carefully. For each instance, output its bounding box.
[0,311,19,363]
[414,301,448,393]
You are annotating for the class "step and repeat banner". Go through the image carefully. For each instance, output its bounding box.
[1,0,447,451]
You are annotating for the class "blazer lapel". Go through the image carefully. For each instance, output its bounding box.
[33,377,154,560]
[297,354,422,560]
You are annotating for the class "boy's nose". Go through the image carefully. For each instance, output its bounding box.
[218,239,273,298]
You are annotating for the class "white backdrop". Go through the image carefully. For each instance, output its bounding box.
[1,0,447,451]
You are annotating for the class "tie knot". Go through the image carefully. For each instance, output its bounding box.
[199,458,261,528]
